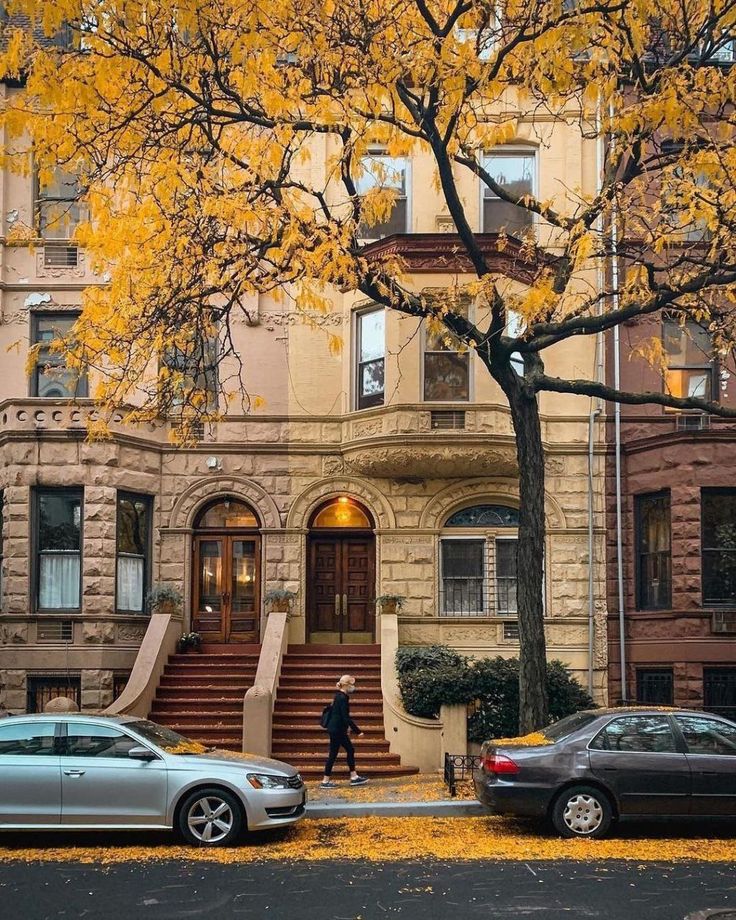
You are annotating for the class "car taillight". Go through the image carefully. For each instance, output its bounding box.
[481,753,520,775]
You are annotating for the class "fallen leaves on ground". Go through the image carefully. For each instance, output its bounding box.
[307,776,475,803]
[2,817,736,864]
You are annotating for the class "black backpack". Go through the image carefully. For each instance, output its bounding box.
[319,704,332,730]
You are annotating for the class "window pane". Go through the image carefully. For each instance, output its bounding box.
[702,491,736,605]
[636,492,671,609]
[35,316,76,343]
[590,716,677,753]
[677,716,736,756]
[117,495,149,556]
[39,553,80,609]
[117,555,144,612]
[199,540,223,609]
[482,152,535,234]
[664,369,711,400]
[445,505,519,527]
[32,314,87,397]
[356,155,406,195]
[39,492,81,551]
[231,539,257,613]
[663,319,712,365]
[424,352,469,401]
[441,540,484,614]
[196,499,258,528]
[359,311,384,362]
[36,365,85,398]
[496,539,518,615]
[637,669,674,705]
[64,724,139,758]
[38,168,80,201]
[360,360,385,399]
[704,669,736,718]
[0,722,57,756]
[38,199,86,238]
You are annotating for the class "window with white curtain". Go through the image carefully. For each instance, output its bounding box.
[116,492,152,613]
[36,489,82,611]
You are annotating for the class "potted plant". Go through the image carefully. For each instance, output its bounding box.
[264,588,297,613]
[177,631,202,654]
[146,584,183,616]
[376,594,405,616]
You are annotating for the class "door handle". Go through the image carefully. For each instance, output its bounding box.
[335,594,341,618]
[342,594,347,616]
[63,769,86,777]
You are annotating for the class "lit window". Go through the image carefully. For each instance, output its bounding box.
[662,317,713,403]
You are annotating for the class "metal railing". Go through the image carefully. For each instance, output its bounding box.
[443,752,481,797]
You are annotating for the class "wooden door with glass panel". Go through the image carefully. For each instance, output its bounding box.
[193,536,260,643]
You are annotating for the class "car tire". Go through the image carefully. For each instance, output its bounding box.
[177,787,245,847]
[551,785,613,839]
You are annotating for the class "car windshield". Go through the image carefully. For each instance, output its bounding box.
[542,711,599,743]
[127,719,209,755]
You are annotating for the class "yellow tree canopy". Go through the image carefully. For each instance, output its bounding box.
[1,0,736,424]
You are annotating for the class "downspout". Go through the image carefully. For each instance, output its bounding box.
[588,96,605,698]
[609,100,628,704]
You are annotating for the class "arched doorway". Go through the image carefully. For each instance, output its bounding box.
[192,498,261,643]
[307,497,376,644]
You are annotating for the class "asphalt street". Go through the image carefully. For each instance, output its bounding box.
[0,860,734,920]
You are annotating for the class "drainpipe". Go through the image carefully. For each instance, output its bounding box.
[609,100,628,704]
[587,98,606,698]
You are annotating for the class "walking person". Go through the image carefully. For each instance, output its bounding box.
[320,674,369,788]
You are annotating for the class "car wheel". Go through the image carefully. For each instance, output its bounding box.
[551,785,613,839]
[178,787,244,847]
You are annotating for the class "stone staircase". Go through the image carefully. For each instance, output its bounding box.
[148,644,260,750]
[271,644,418,778]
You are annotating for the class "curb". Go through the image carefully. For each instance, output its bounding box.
[305,800,489,818]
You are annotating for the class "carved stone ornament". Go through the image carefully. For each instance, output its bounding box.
[345,445,517,479]
[117,623,147,642]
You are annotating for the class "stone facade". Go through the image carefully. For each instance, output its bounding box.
[0,79,608,712]
[605,318,736,709]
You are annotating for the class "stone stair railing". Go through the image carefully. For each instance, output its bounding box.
[379,605,467,773]
[242,603,291,756]
[104,607,183,718]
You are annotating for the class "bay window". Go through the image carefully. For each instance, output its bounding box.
[36,489,82,611]
[116,493,152,613]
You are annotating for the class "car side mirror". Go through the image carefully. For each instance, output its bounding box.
[128,745,157,762]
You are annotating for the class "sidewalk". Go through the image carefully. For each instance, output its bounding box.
[304,774,488,818]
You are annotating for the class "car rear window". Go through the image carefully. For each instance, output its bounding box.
[542,711,599,743]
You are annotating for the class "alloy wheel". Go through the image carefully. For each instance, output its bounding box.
[186,795,235,844]
[562,793,604,836]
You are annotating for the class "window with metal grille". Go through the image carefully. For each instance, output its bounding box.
[704,668,736,720]
[635,491,672,610]
[26,673,80,713]
[702,489,736,606]
[503,621,520,641]
[431,410,465,430]
[43,242,79,268]
[636,668,674,705]
[37,620,74,642]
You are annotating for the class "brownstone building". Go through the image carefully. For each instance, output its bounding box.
[606,312,736,712]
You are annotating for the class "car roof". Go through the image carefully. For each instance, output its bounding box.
[583,706,727,718]
[4,713,141,725]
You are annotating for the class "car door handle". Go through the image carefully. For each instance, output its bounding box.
[63,769,86,776]
[699,770,718,775]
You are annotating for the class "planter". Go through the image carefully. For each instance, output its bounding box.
[153,600,179,617]
[268,600,291,613]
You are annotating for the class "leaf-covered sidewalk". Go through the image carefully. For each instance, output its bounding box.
[2,816,736,865]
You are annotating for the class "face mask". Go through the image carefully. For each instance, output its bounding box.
[345,685,356,694]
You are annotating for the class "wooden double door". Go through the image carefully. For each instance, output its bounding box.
[193,534,260,643]
[308,534,375,643]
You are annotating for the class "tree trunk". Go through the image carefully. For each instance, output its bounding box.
[503,375,549,733]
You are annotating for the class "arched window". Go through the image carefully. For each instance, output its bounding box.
[310,498,373,529]
[194,498,259,530]
[440,503,520,619]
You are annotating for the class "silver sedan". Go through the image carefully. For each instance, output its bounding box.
[0,713,306,846]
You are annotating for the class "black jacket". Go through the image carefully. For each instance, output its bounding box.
[325,690,360,736]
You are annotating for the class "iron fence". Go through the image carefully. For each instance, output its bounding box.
[443,752,481,797]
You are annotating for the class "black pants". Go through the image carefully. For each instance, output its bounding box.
[324,731,355,776]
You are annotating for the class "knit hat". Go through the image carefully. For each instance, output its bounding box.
[336,674,356,690]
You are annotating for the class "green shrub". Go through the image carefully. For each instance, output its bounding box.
[395,645,466,677]
[396,645,595,742]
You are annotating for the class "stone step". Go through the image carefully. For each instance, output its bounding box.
[273,703,384,717]
[160,673,256,683]
[272,738,391,754]
[155,689,247,701]
[277,681,382,692]
[299,764,419,778]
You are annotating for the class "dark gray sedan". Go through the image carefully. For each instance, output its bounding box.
[474,707,736,838]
